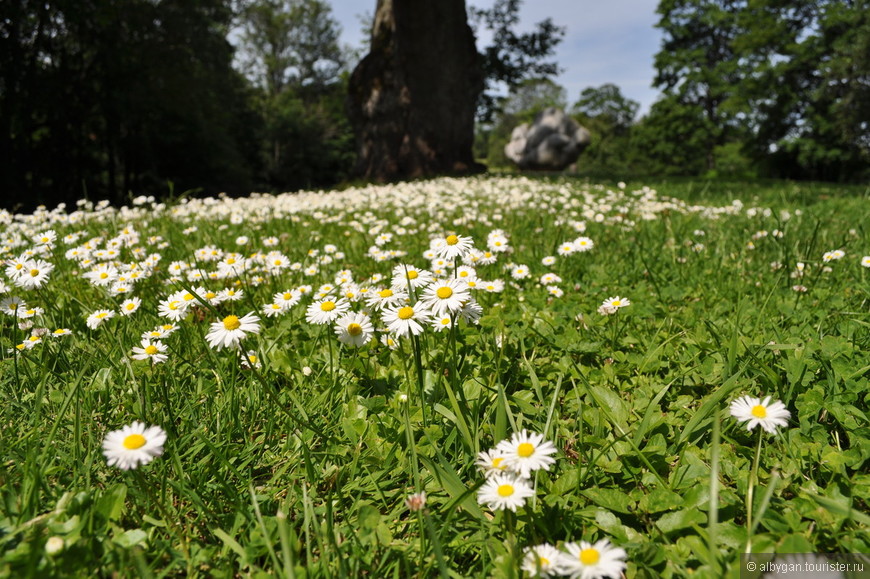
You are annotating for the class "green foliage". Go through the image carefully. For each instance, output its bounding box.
[469,0,566,123]
[571,84,640,176]
[652,0,870,180]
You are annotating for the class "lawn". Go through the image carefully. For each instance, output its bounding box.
[1,175,868,577]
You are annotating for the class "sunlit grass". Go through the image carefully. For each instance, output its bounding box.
[1,176,868,577]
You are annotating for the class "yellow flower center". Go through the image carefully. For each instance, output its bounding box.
[205,292,216,299]
[41,237,49,243]
[161,325,173,331]
[96,313,107,319]
[517,442,535,458]
[226,258,236,264]
[144,345,159,355]
[223,315,241,330]
[492,457,504,469]
[407,270,418,280]
[99,272,109,279]
[436,287,453,299]
[282,292,293,300]
[446,234,459,245]
[612,300,621,307]
[751,405,767,418]
[125,303,136,310]
[28,336,40,342]
[580,548,600,565]
[168,301,180,310]
[379,288,393,298]
[248,354,258,364]
[53,329,65,334]
[30,269,40,277]
[397,306,414,320]
[347,323,363,336]
[14,263,23,270]
[539,557,550,567]
[320,301,336,312]
[183,293,194,301]
[497,484,514,497]
[123,434,147,450]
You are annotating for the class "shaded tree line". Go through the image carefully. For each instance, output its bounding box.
[1,0,265,210]
[0,0,357,211]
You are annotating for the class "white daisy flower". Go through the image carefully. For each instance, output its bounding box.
[334,312,374,348]
[86,309,115,330]
[390,264,433,291]
[601,296,630,310]
[574,237,594,252]
[14,259,54,289]
[205,312,261,350]
[559,538,627,579]
[496,430,557,478]
[419,278,470,316]
[119,297,142,316]
[102,422,167,470]
[521,543,563,578]
[131,339,168,364]
[476,473,535,511]
[730,395,791,434]
[365,287,407,311]
[305,297,351,325]
[475,448,509,478]
[431,233,474,260]
[273,289,301,310]
[431,315,454,332]
[382,303,432,338]
[262,302,285,317]
[241,350,262,369]
[1,296,26,317]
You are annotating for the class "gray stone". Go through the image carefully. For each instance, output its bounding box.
[504,107,591,171]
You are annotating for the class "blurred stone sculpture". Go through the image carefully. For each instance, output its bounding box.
[505,107,591,171]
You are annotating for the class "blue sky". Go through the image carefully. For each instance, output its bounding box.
[328,0,663,115]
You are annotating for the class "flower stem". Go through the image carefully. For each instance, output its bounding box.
[745,428,764,553]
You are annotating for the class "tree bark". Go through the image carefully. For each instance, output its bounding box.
[347,0,484,181]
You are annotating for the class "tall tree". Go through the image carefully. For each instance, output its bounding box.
[235,0,353,190]
[469,0,565,123]
[347,0,483,181]
[571,84,641,175]
[236,0,344,98]
[733,0,870,180]
[653,0,745,172]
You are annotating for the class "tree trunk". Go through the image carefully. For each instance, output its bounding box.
[347,0,484,181]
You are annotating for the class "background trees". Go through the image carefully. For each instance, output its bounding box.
[645,0,869,180]
[1,0,866,211]
[0,0,259,210]
[235,0,354,190]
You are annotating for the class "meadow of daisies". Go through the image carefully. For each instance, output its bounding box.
[1,176,869,577]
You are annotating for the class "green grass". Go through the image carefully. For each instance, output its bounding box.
[1,175,869,577]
